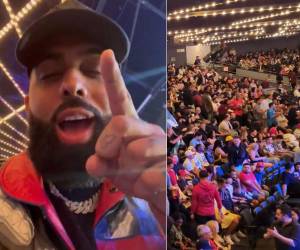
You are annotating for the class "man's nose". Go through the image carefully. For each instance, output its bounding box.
[59,69,87,98]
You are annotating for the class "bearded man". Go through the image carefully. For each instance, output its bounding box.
[0,1,165,249]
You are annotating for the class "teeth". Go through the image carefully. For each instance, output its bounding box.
[63,115,88,121]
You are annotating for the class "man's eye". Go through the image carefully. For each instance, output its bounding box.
[83,69,101,77]
[40,72,63,81]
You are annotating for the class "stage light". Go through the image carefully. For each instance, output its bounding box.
[0,96,28,126]
[0,146,18,155]
[0,0,42,43]
[0,140,24,153]
[0,130,28,148]
[0,62,25,97]
[2,121,29,141]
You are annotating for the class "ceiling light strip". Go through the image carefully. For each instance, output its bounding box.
[0,0,42,41]
[168,18,300,36]
[2,0,22,37]
[0,105,25,125]
[205,32,297,45]
[2,121,29,141]
[0,146,18,155]
[0,62,25,97]
[231,9,296,26]
[168,4,300,21]
[174,27,263,39]
[0,139,24,152]
[0,97,28,126]
[0,130,28,148]
[0,153,10,159]
[168,0,247,16]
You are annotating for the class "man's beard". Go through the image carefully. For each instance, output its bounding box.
[28,97,109,189]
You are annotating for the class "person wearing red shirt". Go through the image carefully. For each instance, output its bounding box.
[191,170,223,225]
[229,93,244,118]
[239,163,263,197]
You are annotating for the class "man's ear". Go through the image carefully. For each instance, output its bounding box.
[24,95,30,112]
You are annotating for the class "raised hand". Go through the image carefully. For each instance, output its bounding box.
[85,50,166,229]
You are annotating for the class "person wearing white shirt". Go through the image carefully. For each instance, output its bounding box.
[218,114,233,135]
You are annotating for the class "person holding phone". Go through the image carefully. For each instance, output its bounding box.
[0,0,165,249]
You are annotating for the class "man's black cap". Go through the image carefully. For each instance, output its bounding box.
[16,0,130,69]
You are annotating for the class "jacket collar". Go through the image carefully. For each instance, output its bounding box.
[0,152,126,250]
[0,152,125,223]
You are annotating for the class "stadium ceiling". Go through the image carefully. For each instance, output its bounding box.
[0,0,166,164]
[167,0,300,45]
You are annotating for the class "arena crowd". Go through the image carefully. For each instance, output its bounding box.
[167,59,300,250]
[213,47,300,87]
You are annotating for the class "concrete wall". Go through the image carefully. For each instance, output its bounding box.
[167,42,187,66]
[186,44,211,65]
[167,43,211,66]
[236,68,289,84]
[230,34,300,54]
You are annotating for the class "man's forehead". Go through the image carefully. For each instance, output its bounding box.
[44,40,103,58]
[31,35,103,70]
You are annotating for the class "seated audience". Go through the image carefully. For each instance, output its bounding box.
[168,61,300,249]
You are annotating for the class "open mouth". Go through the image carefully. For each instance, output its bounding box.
[55,108,95,145]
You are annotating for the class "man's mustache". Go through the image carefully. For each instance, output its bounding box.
[50,97,102,124]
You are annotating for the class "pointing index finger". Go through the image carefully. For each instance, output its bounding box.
[100,49,138,118]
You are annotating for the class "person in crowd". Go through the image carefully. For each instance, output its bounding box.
[287,102,299,128]
[213,139,228,166]
[206,220,230,250]
[195,144,210,168]
[267,135,295,161]
[227,136,248,171]
[183,148,202,173]
[293,162,300,179]
[198,120,209,141]
[169,213,196,250]
[253,162,270,192]
[248,129,259,143]
[168,158,180,216]
[224,174,248,205]
[168,127,183,154]
[191,170,223,225]
[267,102,278,128]
[291,208,300,224]
[276,107,289,129]
[217,178,234,212]
[281,163,300,198]
[190,131,204,148]
[262,136,285,161]
[214,201,246,245]
[218,114,234,136]
[264,204,300,250]
[239,163,267,199]
[194,56,201,66]
[247,143,273,168]
[196,225,216,250]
